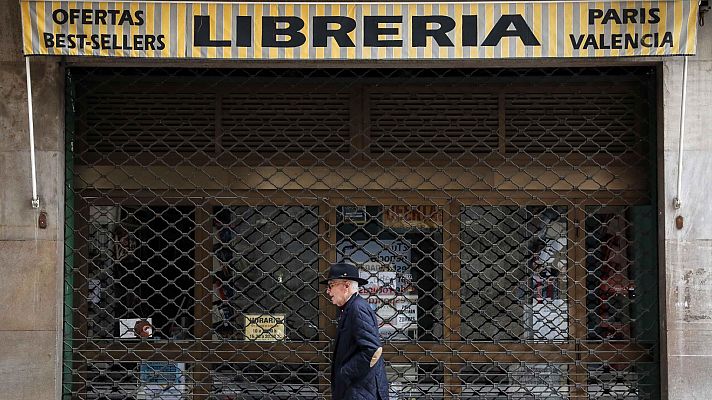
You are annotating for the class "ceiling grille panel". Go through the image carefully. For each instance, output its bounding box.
[368,91,500,155]
[75,81,648,164]
[221,92,351,154]
[505,91,642,155]
[78,92,215,154]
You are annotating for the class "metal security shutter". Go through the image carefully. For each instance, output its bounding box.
[78,90,215,159]
[505,90,644,155]
[220,90,352,156]
[368,89,500,156]
[66,67,659,400]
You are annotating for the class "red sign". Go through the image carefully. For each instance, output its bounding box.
[383,205,442,229]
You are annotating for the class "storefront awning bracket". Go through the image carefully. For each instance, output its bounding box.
[673,55,688,211]
[701,1,710,26]
[25,56,40,209]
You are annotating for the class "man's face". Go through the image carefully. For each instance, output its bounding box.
[326,279,351,307]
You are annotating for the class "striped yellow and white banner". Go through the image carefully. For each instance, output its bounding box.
[20,1,697,59]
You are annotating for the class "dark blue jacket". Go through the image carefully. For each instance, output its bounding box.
[331,293,389,400]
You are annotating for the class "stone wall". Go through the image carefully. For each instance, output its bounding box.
[662,18,712,400]
[0,0,64,398]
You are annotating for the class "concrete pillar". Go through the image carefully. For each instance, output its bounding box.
[662,17,712,400]
[0,0,64,398]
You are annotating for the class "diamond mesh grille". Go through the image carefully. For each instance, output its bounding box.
[65,67,659,399]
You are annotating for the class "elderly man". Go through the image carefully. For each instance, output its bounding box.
[322,262,389,400]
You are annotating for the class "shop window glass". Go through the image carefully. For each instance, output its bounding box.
[211,206,319,341]
[87,205,196,340]
[585,206,659,399]
[587,363,647,400]
[336,205,444,342]
[211,363,319,399]
[459,363,568,399]
[460,206,568,341]
[85,360,194,399]
[386,362,444,399]
[586,207,638,340]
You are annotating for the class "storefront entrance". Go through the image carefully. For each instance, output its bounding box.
[65,66,659,399]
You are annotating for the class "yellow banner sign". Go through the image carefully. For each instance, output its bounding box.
[244,314,285,342]
[20,1,697,59]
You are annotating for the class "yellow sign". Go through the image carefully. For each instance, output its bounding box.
[244,314,285,342]
[384,205,442,229]
[20,1,697,59]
